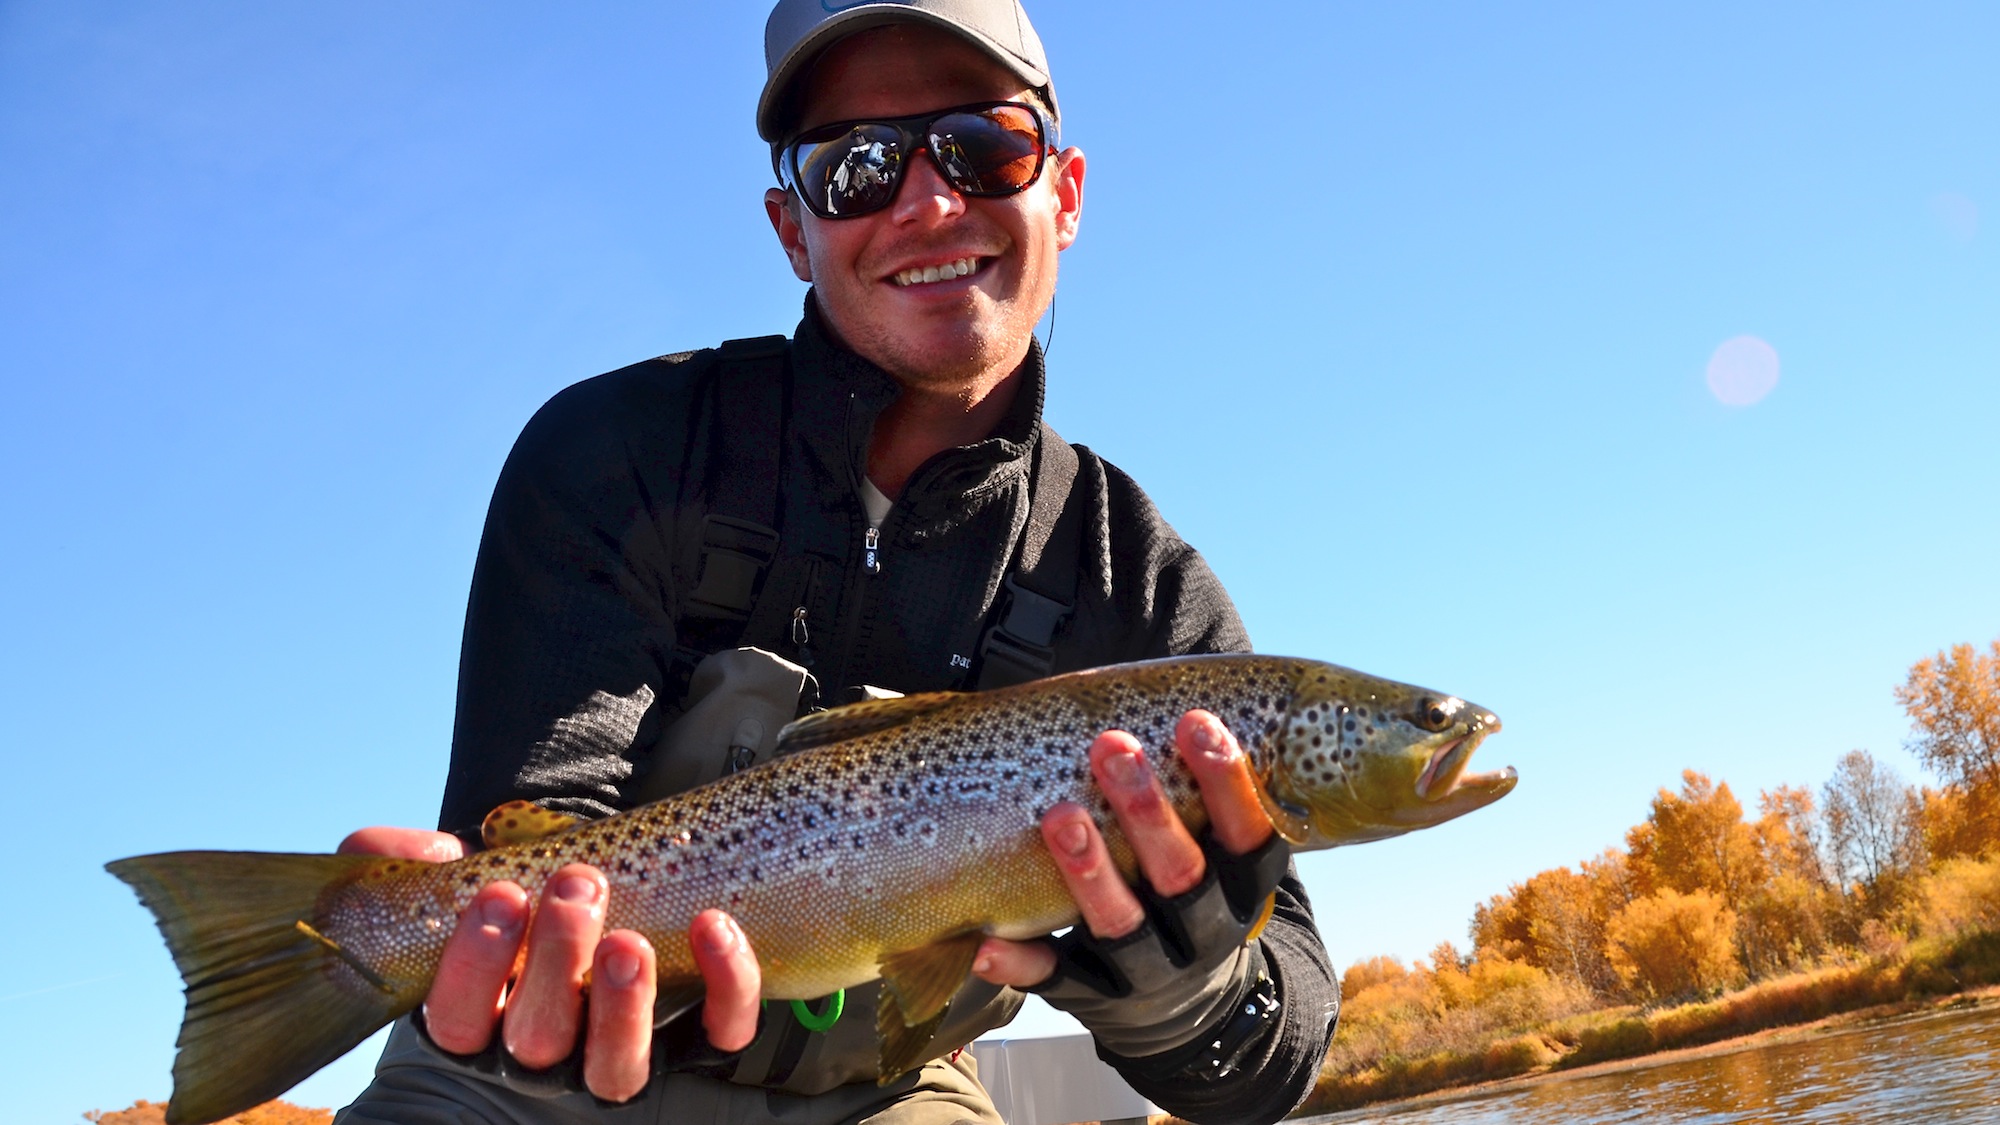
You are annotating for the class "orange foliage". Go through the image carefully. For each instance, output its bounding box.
[84,1099,332,1125]
[1604,888,1742,1001]
[1896,640,2000,857]
[1626,771,1768,912]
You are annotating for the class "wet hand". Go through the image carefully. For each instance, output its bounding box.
[971,710,1274,988]
[336,826,763,1102]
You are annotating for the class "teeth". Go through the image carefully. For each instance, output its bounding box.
[894,257,979,287]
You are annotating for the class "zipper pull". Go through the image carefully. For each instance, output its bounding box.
[863,527,883,574]
[791,606,814,667]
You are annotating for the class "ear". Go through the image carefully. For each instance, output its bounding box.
[765,187,813,282]
[1051,147,1085,252]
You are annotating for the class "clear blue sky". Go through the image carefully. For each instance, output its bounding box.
[4,2,1995,1119]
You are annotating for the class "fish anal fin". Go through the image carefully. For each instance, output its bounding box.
[775,692,963,755]
[875,993,949,1086]
[877,931,984,1029]
[481,800,579,850]
[653,976,705,1029]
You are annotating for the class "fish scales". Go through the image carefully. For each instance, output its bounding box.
[109,653,1517,1124]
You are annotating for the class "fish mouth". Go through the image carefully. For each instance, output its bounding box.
[1414,714,1507,802]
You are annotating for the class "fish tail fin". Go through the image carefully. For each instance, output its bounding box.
[107,850,417,1125]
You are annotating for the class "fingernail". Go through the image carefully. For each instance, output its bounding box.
[1192,717,1228,759]
[700,917,742,956]
[604,949,642,987]
[973,954,992,975]
[1055,820,1090,858]
[553,872,602,906]
[1103,749,1146,789]
[480,895,524,936]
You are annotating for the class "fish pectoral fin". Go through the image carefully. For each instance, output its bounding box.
[1248,770,1313,845]
[877,931,984,1029]
[653,977,706,1029]
[774,691,963,754]
[481,800,580,849]
[875,993,950,1086]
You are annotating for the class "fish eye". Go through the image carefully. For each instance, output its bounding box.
[1415,698,1461,732]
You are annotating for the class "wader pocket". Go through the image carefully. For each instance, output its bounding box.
[631,647,812,804]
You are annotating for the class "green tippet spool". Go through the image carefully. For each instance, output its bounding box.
[789,990,843,1031]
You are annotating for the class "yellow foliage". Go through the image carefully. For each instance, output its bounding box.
[1900,853,2000,938]
[1627,771,1769,911]
[1897,639,2000,857]
[1340,954,1409,998]
[1604,888,1742,1001]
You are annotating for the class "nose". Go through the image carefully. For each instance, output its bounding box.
[888,146,967,225]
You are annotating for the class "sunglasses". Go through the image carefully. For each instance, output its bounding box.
[778,100,1055,220]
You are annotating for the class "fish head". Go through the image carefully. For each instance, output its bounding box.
[1259,661,1517,849]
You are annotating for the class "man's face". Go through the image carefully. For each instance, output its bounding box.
[765,25,1084,390]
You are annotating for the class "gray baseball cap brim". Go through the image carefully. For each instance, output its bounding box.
[758,0,1058,142]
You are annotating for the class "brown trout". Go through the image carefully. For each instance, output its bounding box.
[109,654,1515,1124]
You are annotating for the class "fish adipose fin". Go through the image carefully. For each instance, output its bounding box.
[775,691,963,754]
[481,800,580,849]
[873,931,984,1083]
[106,851,416,1125]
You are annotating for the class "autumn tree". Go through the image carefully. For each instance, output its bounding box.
[1895,640,2000,857]
[1627,771,1769,913]
[1821,749,1925,915]
[1471,863,1620,996]
[1737,785,1838,973]
[1604,888,1742,1001]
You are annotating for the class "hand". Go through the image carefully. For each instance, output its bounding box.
[336,827,763,1102]
[971,709,1274,988]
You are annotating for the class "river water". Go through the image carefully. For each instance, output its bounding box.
[1302,1002,2000,1124]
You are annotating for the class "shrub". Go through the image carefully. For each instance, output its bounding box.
[1605,888,1742,1001]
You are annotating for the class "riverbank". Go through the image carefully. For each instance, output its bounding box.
[1295,928,2000,1116]
[1304,985,2000,1122]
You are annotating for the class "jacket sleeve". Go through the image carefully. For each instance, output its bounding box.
[1082,453,1341,1124]
[438,366,689,843]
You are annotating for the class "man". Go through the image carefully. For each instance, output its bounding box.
[336,3,1337,1124]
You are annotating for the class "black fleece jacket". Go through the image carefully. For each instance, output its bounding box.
[437,298,1338,1124]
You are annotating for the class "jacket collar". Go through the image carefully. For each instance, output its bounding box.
[788,293,1047,510]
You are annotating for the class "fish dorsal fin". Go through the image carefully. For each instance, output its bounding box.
[775,691,963,755]
[481,801,580,849]
[876,930,984,1030]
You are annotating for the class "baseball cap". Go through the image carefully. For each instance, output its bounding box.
[758,0,1059,142]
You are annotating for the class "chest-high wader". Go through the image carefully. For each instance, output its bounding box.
[637,335,1087,1094]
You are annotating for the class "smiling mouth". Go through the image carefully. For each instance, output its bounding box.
[891,257,983,287]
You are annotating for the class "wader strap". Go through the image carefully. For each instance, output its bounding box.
[975,423,1082,690]
[679,336,789,655]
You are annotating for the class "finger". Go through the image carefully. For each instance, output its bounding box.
[502,864,607,1069]
[691,910,761,1053]
[337,826,464,863]
[584,930,657,1102]
[1092,730,1206,898]
[971,935,1057,989]
[1041,801,1145,940]
[1177,710,1275,856]
[422,881,529,1054]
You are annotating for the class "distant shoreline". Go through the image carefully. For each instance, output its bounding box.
[1293,985,2000,1121]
